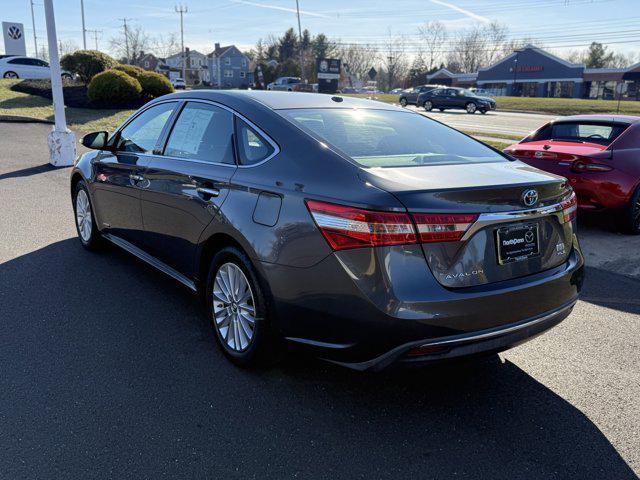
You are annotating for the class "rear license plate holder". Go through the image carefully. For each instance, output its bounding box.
[496,223,540,265]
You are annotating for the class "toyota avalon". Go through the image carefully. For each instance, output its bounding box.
[70,91,583,370]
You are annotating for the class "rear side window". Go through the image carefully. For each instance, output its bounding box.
[117,102,176,153]
[164,102,235,164]
[529,121,628,145]
[280,108,505,168]
[235,118,275,165]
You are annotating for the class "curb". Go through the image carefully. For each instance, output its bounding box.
[0,115,54,124]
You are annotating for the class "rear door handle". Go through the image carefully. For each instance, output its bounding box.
[197,187,220,198]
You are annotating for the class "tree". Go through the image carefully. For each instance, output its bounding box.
[278,28,298,62]
[109,24,150,64]
[339,44,378,81]
[417,21,447,72]
[312,33,336,59]
[381,31,409,90]
[152,33,180,59]
[58,40,79,57]
[584,42,615,68]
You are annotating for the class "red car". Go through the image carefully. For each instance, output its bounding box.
[504,115,640,234]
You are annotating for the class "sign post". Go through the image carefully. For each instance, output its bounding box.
[2,22,27,56]
[43,0,76,167]
[317,58,341,94]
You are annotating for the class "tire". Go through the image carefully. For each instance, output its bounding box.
[424,100,433,111]
[480,109,487,114]
[617,186,640,235]
[206,246,279,367]
[399,98,407,107]
[439,108,445,112]
[466,102,477,114]
[61,73,72,81]
[3,71,18,79]
[73,180,103,250]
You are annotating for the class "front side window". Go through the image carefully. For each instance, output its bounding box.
[528,121,628,146]
[117,102,176,153]
[280,108,507,168]
[164,102,235,164]
[235,118,275,165]
[8,58,30,65]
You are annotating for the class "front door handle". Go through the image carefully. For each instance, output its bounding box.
[197,187,220,199]
[129,174,144,182]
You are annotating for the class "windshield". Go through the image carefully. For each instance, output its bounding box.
[528,121,628,145]
[280,108,507,167]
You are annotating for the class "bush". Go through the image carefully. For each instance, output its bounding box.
[60,50,117,83]
[87,69,142,106]
[138,71,174,98]
[112,63,145,80]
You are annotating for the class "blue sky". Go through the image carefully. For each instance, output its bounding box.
[1,0,639,59]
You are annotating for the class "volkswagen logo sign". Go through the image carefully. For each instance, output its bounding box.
[8,25,22,40]
[522,189,539,207]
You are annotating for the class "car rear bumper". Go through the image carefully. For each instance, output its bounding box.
[259,238,584,369]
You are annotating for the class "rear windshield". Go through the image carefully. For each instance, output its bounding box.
[527,121,628,146]
[279,108,506,167]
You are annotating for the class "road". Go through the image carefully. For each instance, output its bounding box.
[407,105,557,138]
[1,122,638,479]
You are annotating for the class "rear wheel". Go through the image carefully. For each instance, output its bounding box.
[3,71,18,79]
[617,186,640,234]
[466,102,477,114]
[399,97,407,107]
[206,246,279,367]
[424,100,433,111]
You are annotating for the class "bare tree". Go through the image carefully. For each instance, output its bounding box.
[417,21,447,72]
[445,22,517,72]
[109,24,150,63]
[339,43,378,81]
[381,30,409,89]
[58,39,79,57]
[152,33,180,59]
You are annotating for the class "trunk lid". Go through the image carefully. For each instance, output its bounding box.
[361,161,574,288]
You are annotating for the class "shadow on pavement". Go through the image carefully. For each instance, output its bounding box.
[0,162,61,181]
[1,239,636,479]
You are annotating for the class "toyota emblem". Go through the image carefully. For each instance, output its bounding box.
[522,189,539,207]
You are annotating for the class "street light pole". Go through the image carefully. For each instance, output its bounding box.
[295,0,305,82]
[43,0,76,167]
[80,0,87,49]
[175,5,187,82]
[512,51,519,97]
[30,0,38,58]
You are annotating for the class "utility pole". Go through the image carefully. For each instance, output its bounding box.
[119,18,131,63]
[43,0,76,167]
[30,0,38,58]
[86,29,101,51]
[80,0,87,49]
[295,0,305,82]
[175,5,187,82]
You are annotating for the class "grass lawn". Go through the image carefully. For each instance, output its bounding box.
[0,79,134,133]
[343,92,640,116]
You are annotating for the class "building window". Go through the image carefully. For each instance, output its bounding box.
[240,71,246,78]
[242,58,247,67]
[144,60,150,68]
[224,70,233,78]
[225,57,231,65]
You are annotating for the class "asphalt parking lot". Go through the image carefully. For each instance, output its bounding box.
[1,122,639,479]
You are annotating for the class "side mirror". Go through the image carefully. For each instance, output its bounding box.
[81,131,109,150]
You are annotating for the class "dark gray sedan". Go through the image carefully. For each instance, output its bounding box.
[70,91,584,370]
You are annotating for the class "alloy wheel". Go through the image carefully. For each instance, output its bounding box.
[212,262,256,352]
[3,71,18,79]
[400,98,407,107]
[634,196,640,230]
[466,102,477,113]
[75,190,93,242]
[424,101,433,111]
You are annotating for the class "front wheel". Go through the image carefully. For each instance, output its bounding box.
[617,186,640,234]
[399,98,407,107]
[424,100,433,111]
[206,247,279,367]
[480,109,487,114]
[3,71,18,79]
[73,180,103,250]
[466,102,477,114]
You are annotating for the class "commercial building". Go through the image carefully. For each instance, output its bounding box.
[426,45,640,100]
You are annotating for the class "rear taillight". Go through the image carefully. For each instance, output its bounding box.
[411,213,478,243]
[561,191,577,223]
[571,161,613,173]
[305,200,417,251]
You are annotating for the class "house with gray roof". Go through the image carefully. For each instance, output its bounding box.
[207,43,253,88]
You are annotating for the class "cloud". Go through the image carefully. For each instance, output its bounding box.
[429,0,490,23]
[230,0,330,18]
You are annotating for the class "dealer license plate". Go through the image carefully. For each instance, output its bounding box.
[496,223,540,265]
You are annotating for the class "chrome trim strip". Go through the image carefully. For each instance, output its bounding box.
[461,202,565,241]
[102,233,197,292]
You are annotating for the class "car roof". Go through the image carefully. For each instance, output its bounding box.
[164,90,402,111]
[554,114,640,124]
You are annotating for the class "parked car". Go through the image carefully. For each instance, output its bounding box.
[0,55,71,80]
[399,84,441,107]
[389,88,403,95]
[171,77,186,89]
[504,115,640,234]
[417,87,496,114]
[71,90,583,370]
[267,77,312,92]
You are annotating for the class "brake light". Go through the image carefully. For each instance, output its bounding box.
[305,200,417,250]
[561,191,577,223]
[411,213,478,243]
[571,161,613,173]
